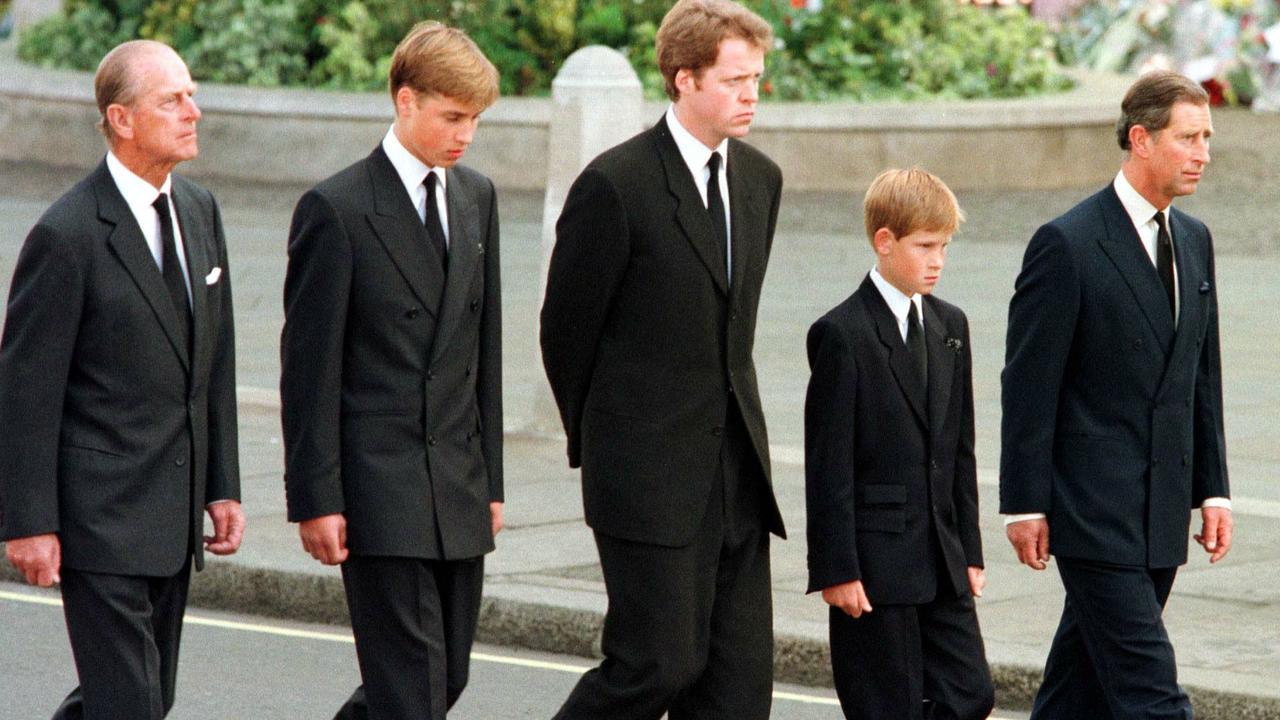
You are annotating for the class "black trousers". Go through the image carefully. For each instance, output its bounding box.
[829,587,993,720]
[1031,559,1190,720]
[52,560,192,720]
[334,555,485,720]
[553,406,774,720]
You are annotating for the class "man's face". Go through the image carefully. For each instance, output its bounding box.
[117,49,201,168]
[1141,101,1212,206]
[396,90,483,169]
[673,36,765,149]
[875,228,950,297]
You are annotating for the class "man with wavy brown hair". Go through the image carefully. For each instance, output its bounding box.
[281,21,503,720]
[541,2,785,718]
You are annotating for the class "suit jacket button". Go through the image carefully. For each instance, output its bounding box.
[1182,454,1190,467]
[175,456,186,467]
[427,370,435,381]
[405,308,420,319]
[428,436,437,446]
[930,460,939,471]
[712,427,723,437]
[465,366,472,377]
[1133,338,1144,350]
[470,298,480,312]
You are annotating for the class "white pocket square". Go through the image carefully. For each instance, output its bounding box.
[205,267,222,285]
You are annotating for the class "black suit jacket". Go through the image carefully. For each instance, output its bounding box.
[804,277,982,604]
[281,146,502,561]
[540,116,786,548]
[1000,184,1229,568]
[0,159,240,576]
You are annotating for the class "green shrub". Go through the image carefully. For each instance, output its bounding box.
[16,0,1073,102]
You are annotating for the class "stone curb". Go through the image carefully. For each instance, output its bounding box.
[3,555,1277,717]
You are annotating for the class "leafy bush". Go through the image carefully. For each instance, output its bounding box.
[16,0,1073,101]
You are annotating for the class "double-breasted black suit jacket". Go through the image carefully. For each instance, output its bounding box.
[0,160,240,576]
[540,117,786,548]
[804,277,982,604]
[281,146,502,560]
[1000,185,1229,568]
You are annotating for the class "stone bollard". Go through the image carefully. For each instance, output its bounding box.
[529,46,644,434]
[10,0,63,31]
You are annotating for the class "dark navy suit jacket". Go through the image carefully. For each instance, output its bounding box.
[1000,184,1229,568]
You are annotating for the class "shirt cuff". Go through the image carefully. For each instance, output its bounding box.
[1201,497,1232,510]
[206,499,235,508]
[1003,512,1047,526]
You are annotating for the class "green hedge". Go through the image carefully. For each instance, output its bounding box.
[17,0,1072,101]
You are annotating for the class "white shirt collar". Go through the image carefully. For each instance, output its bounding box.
[382,125,447,202]
[666,105,728,186]
[106,150,171,209]
[870,266,923,340]
[1114,169,1166,236]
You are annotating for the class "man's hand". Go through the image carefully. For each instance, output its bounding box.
[299,513,349,565]
[822,580,873,618]
[1006,517,1051,570]
[490,501,504,538]
[5,533,61,587]
[204,501,246,555]
[1195,506,1233,564]
[967,566,986,598]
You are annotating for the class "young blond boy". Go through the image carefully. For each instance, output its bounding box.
[804,168,995,719]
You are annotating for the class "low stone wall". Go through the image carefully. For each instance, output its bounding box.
[0,39,1128,192]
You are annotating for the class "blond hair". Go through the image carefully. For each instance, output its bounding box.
[388,21,499,109]
[656,0,773,102]
[863,168,964,243]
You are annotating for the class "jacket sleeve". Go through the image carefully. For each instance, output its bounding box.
[539,166,631,467]
[1191,226,1228,505]
[204,195,241,504]
[1000,223,1080,514]
[951,313,983,567]
[478,178,504,502]
[280,190,352,522]
[803,317,862,593]
[0,223,85,540]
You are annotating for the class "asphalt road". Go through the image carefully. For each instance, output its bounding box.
[0,582,1029,719]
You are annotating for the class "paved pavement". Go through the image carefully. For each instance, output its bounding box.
[2,106,1280,717]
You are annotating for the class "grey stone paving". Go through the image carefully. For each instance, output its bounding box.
[2,105,1279,712]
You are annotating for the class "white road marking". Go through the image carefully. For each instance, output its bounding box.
[2,587,1018,715]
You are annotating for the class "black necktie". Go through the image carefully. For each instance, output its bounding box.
[706,152,728,282]
[152,194,191,352]
[906,300,927,388]
[424,172,448,272]
[1153,211,1176,317]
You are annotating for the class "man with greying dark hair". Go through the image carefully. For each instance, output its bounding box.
[1001,69,1230,719]
[0,39,242,718]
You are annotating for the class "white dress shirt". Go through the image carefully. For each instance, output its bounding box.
[1005,172,1228,525]
[869,266,923,342]
[666,105,732,282]
[105,151,191,302]
[1114,169,1178,319]
[382,126,450,247]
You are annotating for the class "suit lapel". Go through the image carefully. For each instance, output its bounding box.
[1094,186,1176,348]
[366,146,445,317]
[1156,210,1207,392]
[727,140,765,309]
[96,163,190,371]
[923,300,954,436]
[861,278,927,428]
[654,118,730,296]
[429,168,482,364]
[171,179,211,380]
